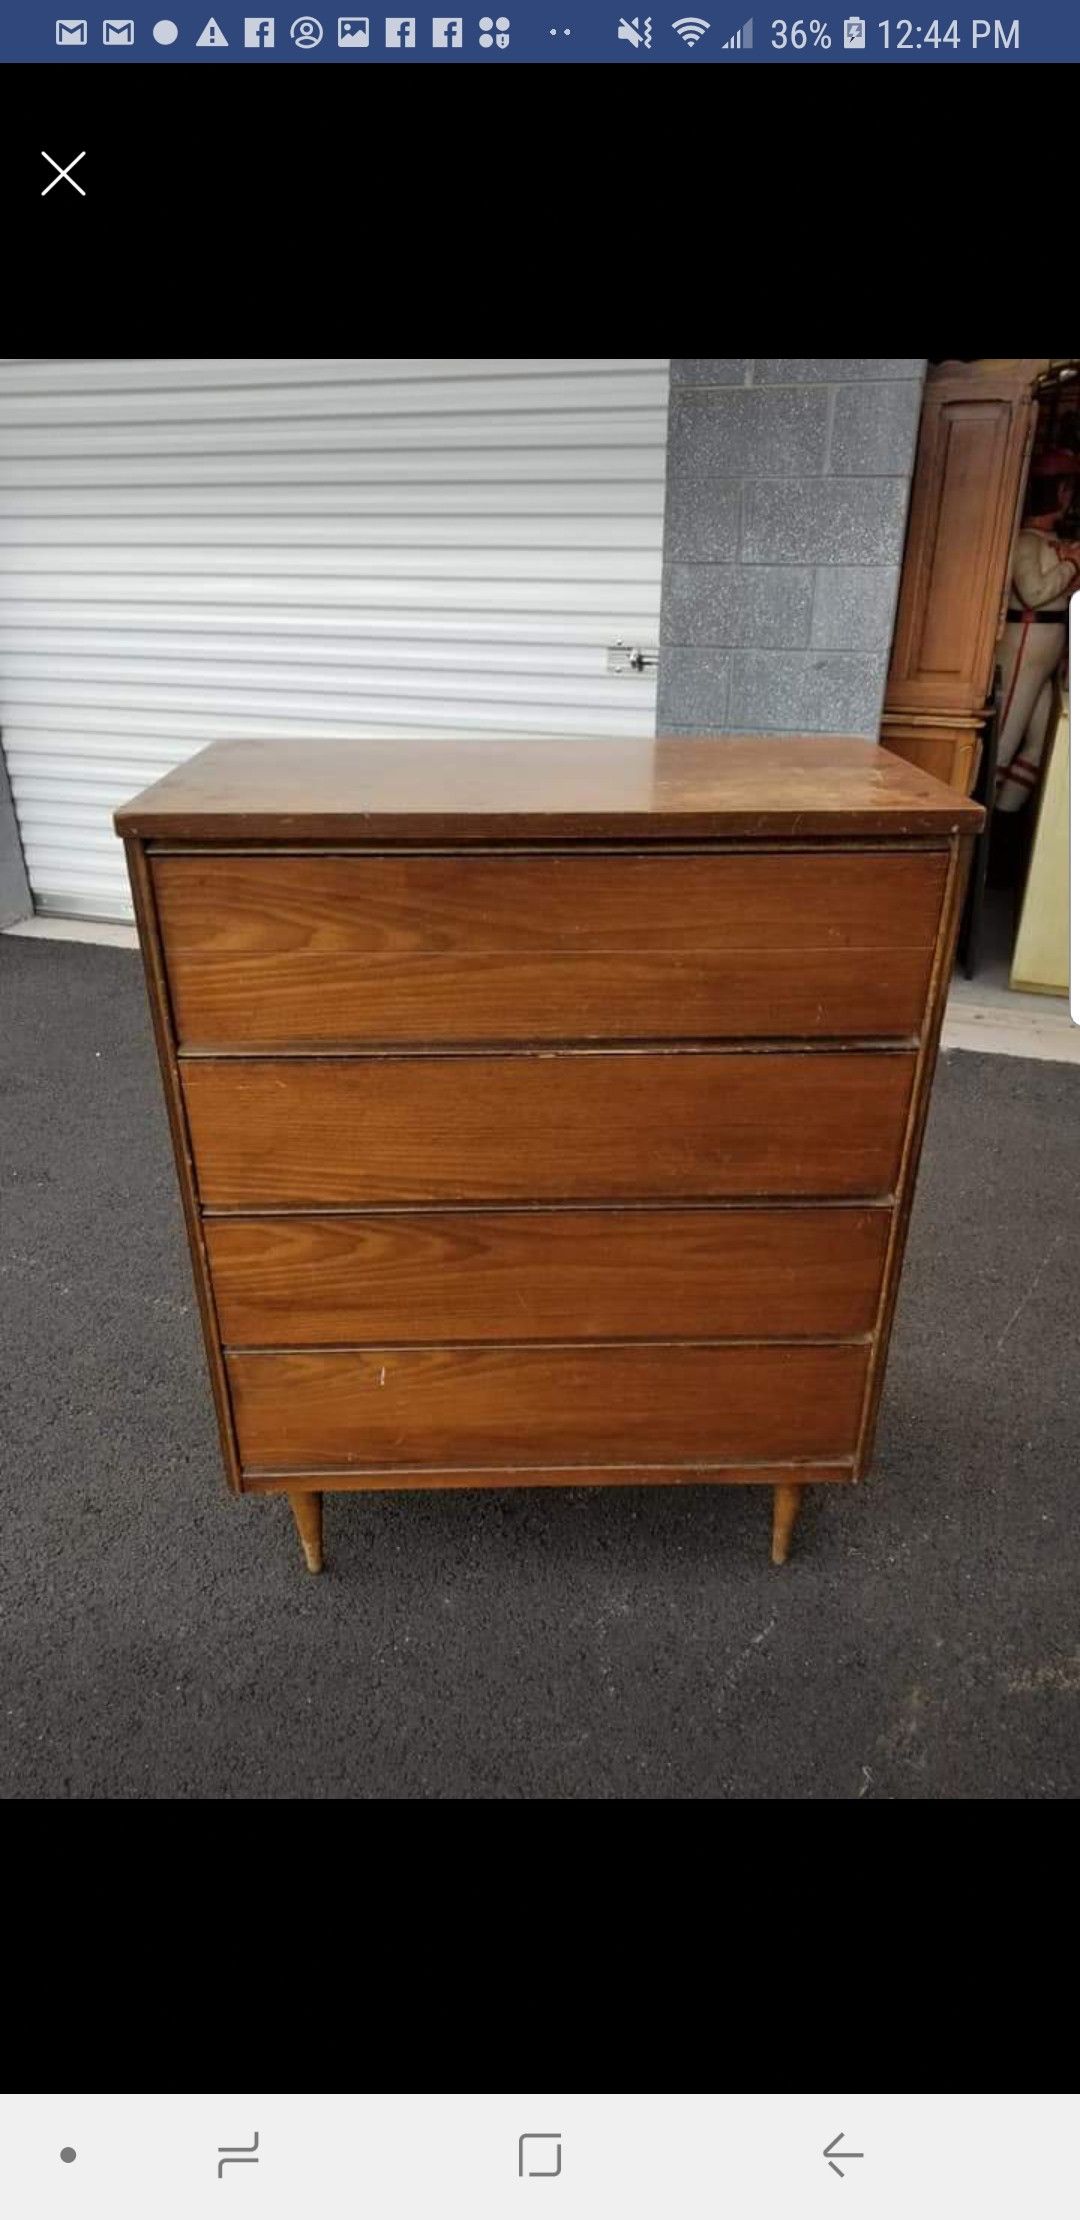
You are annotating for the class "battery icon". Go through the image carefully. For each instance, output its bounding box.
[843,13,865,38]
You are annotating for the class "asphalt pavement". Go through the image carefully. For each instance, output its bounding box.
[3,934,1078,1799]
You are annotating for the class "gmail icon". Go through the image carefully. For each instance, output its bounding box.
[102,15,134,32]
[56,16,88,36]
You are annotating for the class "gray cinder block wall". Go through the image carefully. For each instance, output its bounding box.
[657,359,927,737]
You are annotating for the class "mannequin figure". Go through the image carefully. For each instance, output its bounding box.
[995,452,1080,812]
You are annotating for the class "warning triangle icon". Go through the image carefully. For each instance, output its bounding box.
[196,14,228,37]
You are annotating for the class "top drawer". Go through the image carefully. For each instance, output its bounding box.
[153,848,946,1050]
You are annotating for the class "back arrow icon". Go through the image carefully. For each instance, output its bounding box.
[824,2135,864,2178]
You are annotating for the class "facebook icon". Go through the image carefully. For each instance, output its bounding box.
[244,14,275,37]
[384,12,414,35]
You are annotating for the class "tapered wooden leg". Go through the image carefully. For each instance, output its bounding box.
[771,1482,803,1566]
[288,1490,324,1574]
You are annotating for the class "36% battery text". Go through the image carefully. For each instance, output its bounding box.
[770,17,833,39]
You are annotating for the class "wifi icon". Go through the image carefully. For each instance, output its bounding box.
[672,12,709,36]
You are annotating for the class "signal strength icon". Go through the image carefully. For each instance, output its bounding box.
[720,13,751,38]
[672,11,709,36]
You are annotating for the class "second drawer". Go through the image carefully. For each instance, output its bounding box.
[183,1049,916,1206]
[206,1205,891,1345]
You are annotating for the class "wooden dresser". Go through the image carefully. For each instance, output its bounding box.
[116,736,982,1573]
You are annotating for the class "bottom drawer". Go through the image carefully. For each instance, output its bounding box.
[227,1342,870,1474]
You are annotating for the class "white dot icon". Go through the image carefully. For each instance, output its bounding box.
[153,15,178,34]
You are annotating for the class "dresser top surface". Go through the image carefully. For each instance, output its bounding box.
[116,734,984,843]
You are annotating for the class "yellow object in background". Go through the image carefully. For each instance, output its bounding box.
[1011,683,1070,995]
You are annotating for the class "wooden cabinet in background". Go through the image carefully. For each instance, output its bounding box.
[882,359,1044,794]
[877,716,985,798]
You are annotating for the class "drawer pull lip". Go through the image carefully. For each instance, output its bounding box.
[241,1457,860,1489]
[242,1458,859,1472]
[175,1035,922,1060]
[146,841,953,856]
[243,1459,859,1471]
[222,1334,874,1355]
[200,1196,900,1216]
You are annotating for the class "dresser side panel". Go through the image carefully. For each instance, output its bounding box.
[854,833,972,1474]
[125,836,243,1495]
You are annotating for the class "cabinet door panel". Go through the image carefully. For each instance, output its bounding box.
[886,365,1038,717]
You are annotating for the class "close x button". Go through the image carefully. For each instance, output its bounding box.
[41,148,86,193]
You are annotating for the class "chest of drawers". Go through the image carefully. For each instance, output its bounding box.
[116,735,982,1573]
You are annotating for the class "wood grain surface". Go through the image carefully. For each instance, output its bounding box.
[183,1048,916,1207]
[207,1205,891,1345]
[228,1340,871,1471]
[115,734,985,842]
[886,362,1039,719]
[156,849,945,1045]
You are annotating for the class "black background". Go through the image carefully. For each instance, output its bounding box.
[2,66,1044,351]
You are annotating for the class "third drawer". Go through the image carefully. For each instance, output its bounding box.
[206,1205,891,1345]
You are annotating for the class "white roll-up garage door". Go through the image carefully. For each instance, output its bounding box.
[0,358,670,921]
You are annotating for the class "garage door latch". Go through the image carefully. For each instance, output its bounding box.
[606,642,659,675]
